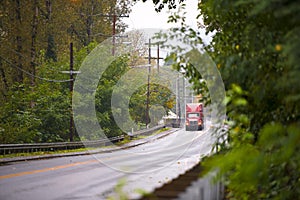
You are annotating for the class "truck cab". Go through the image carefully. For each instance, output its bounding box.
[185,103,204,131]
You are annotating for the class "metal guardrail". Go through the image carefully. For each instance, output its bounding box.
[0,125,165,155]
[130,124,165,137]
[0,136,122,155]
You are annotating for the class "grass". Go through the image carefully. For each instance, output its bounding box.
[0,148,93,159]
[114,127,171,146]
[156,127,170,134]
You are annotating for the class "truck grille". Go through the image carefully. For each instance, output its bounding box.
[190,121,198,125]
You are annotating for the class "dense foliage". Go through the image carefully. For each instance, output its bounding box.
[137,0,300,199]
[0,1,176,143]
[200,1,300,198]
[0,60,70,143]
[0,0,132,143]
[0,0,132,90]
[130,83,175,126]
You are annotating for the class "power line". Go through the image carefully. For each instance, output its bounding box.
[78,12,129,18]
[0,55,73,83]
[1,45,43,67]
[74,31,127,38]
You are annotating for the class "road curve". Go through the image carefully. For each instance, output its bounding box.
[0,120,215,200]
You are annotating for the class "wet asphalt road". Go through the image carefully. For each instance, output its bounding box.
[0,121,215,200]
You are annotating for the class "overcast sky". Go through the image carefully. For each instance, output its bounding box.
[122,0,212,45]
[123,0,199,30]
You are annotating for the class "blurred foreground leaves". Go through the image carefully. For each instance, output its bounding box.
[141,0,300,198]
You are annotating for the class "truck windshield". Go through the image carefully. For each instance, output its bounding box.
[187,113,200,118]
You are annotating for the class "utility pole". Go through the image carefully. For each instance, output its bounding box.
[146,39,151,127]
[104,13,129,56]
[69,43,74,142]
[144,40,164,127]
[183,77,186,124]
[77,12,128,55]
[62,43,80,142]
[112,14,116,56]
[177,75,181,126]
[157,43,160,73]
[144,42,164,73]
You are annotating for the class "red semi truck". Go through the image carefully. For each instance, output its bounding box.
[185,103,204,131]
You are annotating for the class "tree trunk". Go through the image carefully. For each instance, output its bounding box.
[15,0,23,83]
[46,0,52,20]
[0,59,9,98]
[45,0,57,61]
[86,0,95,46]
[30,0,39,87]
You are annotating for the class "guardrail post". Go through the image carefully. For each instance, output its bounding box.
[0,125,166,155]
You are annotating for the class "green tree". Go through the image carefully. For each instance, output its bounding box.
[129,83,175,126]
[0,57,72,143]
[0,84,41,143]
[0,1,134,143]
[45,34,57,62]
[68,0,133,47]
[199,1,300,198]
[0,0,132,94]
[95,56,130,138]
[135,0,300,199]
